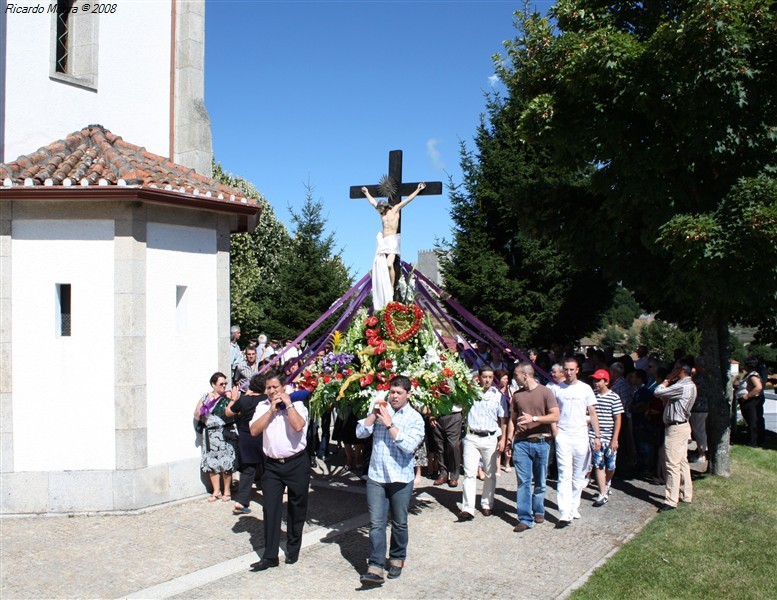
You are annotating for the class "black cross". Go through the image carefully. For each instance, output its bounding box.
[349,149,443,234]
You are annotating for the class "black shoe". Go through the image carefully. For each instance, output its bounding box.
[456,511,474,522]
[555,520,571,529]
[285,555,298,565]
[360,572,385,586]
[387,565,402,579]
[250,558,279,571]
[658,504,676,513]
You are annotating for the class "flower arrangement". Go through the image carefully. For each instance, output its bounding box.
[301,302,477,420]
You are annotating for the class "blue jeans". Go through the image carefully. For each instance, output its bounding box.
[366,478,414,568]
[513,439,550,527]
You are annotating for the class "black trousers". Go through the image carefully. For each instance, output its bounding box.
[234,462,261,507]
[430,412,463,479]
[261,452,310,561]
[740,396,766,447]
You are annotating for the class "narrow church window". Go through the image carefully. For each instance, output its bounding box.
[176,285,188,336]
[50,0,99,89]
[55,0,73,73]
[57,284,72,337]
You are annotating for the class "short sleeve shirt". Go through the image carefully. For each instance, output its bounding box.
[553,380,597,435]
[512,385,558,438]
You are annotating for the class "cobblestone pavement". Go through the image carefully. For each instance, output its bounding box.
[1,454,700,599]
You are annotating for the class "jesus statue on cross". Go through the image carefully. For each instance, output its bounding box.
[351,149,443,310]
[361,181,426,292]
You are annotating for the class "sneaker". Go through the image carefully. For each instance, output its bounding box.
[387,565,402,579]
[232,505,251,515]
[593,494,608,507]
[573,509,582,519]
[606,482,612,496]
[360,572,385,586]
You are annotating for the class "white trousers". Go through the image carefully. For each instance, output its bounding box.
[461,433,499,514]
[555,430,591,522]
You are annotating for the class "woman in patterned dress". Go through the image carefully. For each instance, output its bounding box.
[194,372,238,501]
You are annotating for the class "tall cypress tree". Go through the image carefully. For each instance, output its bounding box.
[267,182,352,341]
[441,94,613,348]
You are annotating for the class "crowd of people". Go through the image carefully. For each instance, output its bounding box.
[193,330,773,587]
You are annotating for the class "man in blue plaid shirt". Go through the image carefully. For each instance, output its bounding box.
[356,375,425,587]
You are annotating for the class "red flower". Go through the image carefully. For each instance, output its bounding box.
[374,341,387,355]
[442,367,454,378]
[366,316,379,327]
[365,328,378,339]
[359,373,374,388]
[379,358,393,371]
[411,378,419,388]
[323,375,331,384]
[440,354,447,361]
[438,380,451,395]
[335,372,343,380]
[368,336,382,347]
[376,382,390,391]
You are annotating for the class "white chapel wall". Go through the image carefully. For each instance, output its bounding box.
[2,1,171,162]
[11,219,115,471]
[146,222,218,466]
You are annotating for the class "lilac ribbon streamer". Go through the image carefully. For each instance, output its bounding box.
[257,273,371,376]
[404,261,548,382]
[287,281,372,381]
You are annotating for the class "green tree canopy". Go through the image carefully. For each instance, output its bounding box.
[440,93,614,348]
[496,0,777,474]
[266,182,352,341]
[213,161,292,342]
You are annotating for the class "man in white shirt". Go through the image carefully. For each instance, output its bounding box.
[553,357,602,528]
[457,367,507,521]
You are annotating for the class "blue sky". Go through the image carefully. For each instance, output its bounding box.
[205,0,554,277]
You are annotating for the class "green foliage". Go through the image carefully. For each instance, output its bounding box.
[497,0,777,333]
[440,94,614,348]
[746,343,777,367]
[599,325,627,352]
[601,286,642,329]
[639,319,701,363]
[493,0,777,473]
[265,182,352,341]
[213,161,292,341]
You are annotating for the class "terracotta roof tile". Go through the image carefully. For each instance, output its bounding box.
[0,124,256,205]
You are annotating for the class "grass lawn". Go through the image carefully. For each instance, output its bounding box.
[572,444,777,600]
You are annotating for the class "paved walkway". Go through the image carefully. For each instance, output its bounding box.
[1,454,689,599]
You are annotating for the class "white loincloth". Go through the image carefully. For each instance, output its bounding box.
[372,232,401,310]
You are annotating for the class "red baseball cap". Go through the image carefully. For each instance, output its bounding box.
[591,369,610,382]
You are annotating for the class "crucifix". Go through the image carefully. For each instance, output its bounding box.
[350,149,443,308]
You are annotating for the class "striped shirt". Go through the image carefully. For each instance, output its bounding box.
[466,386,505,433]
[590,390,624,444]
[655,376,697,425]
[356,402,425,484]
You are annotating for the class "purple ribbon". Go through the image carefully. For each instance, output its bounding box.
[404,261,548,382]
[257,273,371,377]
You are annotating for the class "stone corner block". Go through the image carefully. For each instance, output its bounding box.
[0,471,49,514]
[49,470,114,513]
[115,428,148,470]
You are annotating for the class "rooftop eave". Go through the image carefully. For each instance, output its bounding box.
[0,185,261,233]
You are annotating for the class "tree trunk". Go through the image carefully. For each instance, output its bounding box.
[700,312,732,476]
